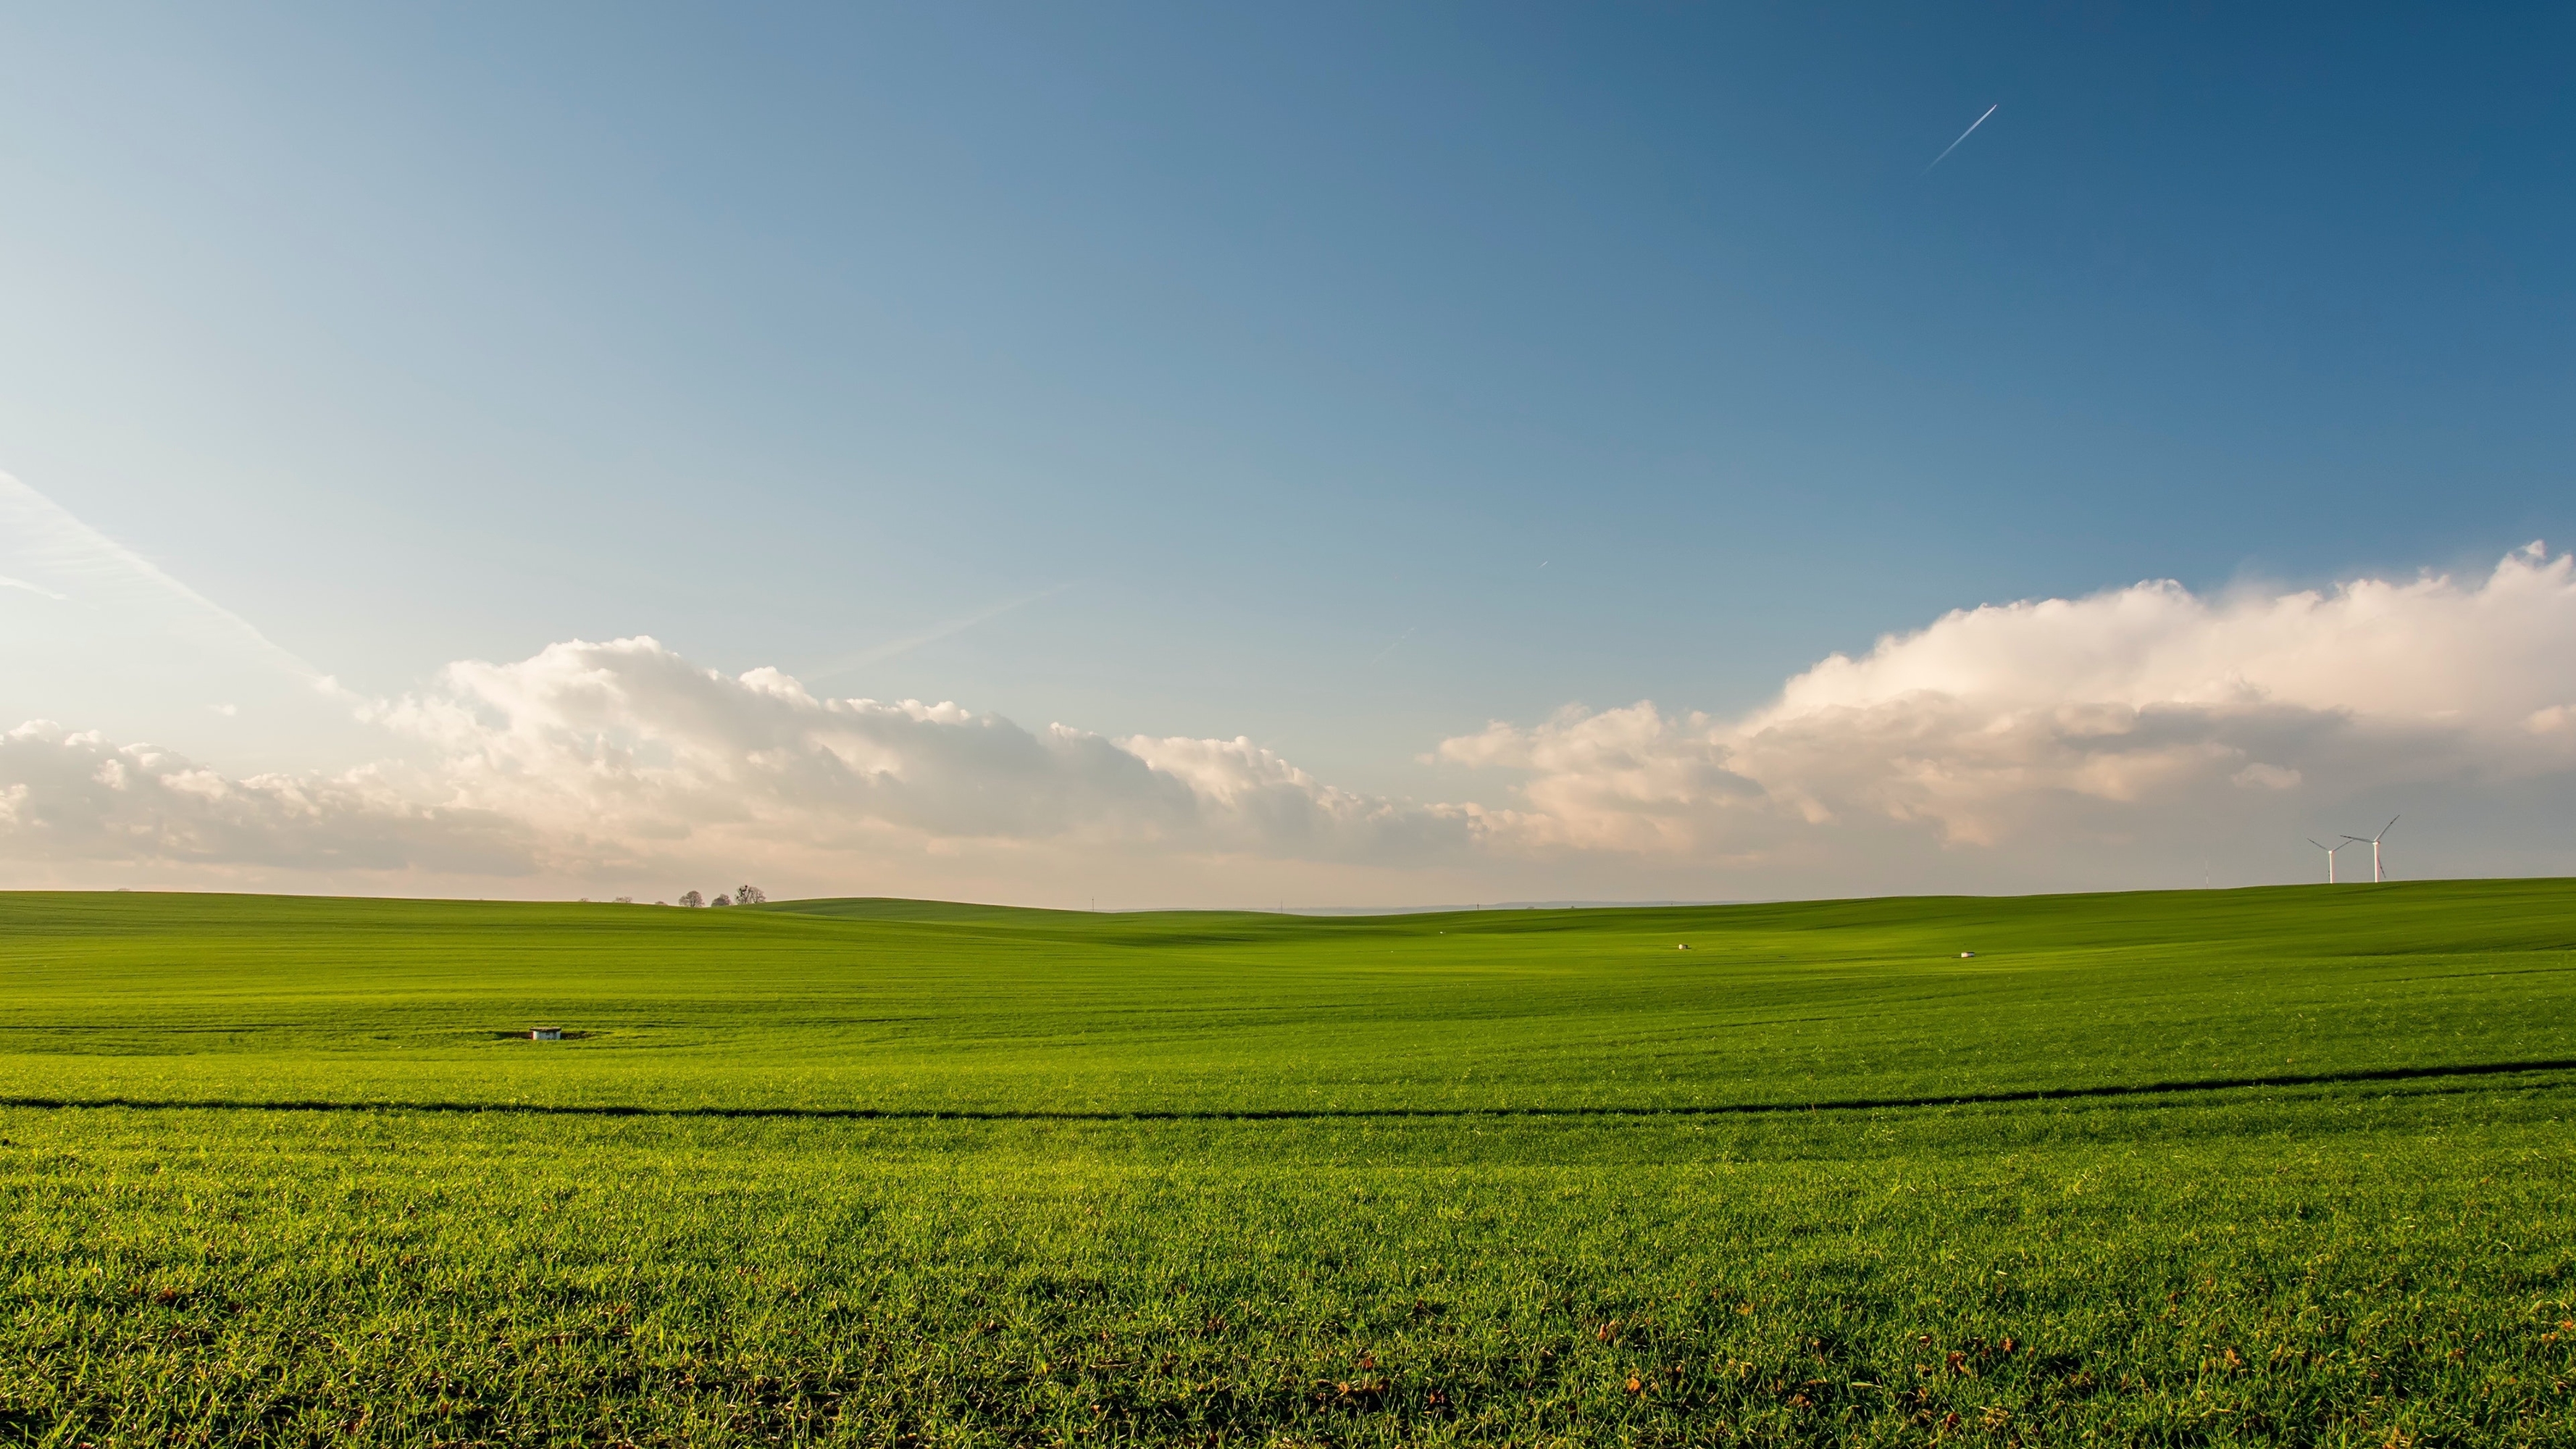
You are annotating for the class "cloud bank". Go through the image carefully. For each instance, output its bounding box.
[1441,545,2576,866]
[385,637,1484,867]
[5,546,2575,900]
[0,637,1487,895]
[0,722,532,874]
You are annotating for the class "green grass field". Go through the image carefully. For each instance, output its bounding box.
[5,881,2575,1445]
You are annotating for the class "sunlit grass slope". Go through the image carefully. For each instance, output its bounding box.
[4,880,2573,1114]
[4,881,2576,1445]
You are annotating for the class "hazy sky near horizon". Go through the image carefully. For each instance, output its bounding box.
[4,4,2574,905]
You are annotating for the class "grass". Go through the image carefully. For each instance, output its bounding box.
[3,880,2575,1444]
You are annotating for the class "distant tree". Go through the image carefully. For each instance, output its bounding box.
[708,892,731,907]
[735,885,767,905]
[678,890,703,908]
[614,896,633,905]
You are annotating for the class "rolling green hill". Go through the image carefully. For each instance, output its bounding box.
[4,882,2575,1443]
[4,879,2572,1115]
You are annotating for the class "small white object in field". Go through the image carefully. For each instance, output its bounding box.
[1677,943,1691,951]
[1958,951,1976,959]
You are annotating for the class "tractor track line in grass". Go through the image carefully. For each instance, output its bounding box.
[6,1056,2572,1123]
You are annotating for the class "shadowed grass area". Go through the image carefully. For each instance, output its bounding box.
[3,881,2575,1443]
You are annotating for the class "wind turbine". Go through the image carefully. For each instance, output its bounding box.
[2306,838,2349,884]
[2343,817,2399,883]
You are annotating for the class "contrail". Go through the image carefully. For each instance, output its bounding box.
[1923,104,1997,173]
[0,470,327,681]
[0,574,70,601]
[803,580,1080,684]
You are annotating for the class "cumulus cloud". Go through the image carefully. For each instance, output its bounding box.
[0,637,1482,882]
[1441,545,2576,861]
[393,638,1484,861]
[7,546,2575,897]
[0,721,535,873]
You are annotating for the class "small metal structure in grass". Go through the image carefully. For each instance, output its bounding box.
[530,1026,564,1041]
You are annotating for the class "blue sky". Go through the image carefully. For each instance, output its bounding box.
[4,4,2573,903]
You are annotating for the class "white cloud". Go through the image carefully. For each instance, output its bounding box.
[0,720,535,874]
[387,637,1486,860]
[2230,762,2301,790]
[0,637,1484,888]
[1441,545,2576,862]
[6,546,2575,899]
